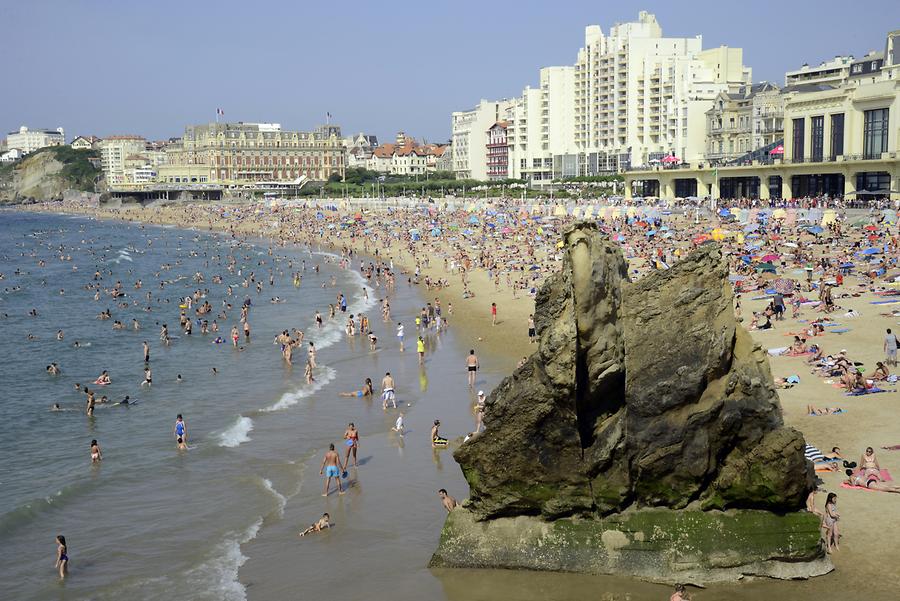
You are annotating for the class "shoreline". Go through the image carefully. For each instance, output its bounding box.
[11,199,900,600]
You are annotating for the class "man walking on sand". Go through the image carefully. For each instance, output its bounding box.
[320,443,344,496]
[885,328,899,367]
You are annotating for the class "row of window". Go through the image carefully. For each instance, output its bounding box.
[791,108,889,161]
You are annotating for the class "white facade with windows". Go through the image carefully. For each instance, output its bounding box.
[5,126,65,154]
[99,136,147,186]
[573,12,751,170]
[451,99,515,180]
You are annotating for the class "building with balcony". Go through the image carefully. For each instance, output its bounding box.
[572,11,751,172]
[156,122,345,186]
[785,56,854,87]
[486,121,509,180]
[5,126,65,154]
[622,31,900,202]
[99,136,147,186]
[705,82,782,164]
[451,99,516,180]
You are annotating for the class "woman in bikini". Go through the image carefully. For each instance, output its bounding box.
[55,535,68,578]
[343,423,359,468]
[860,447,881,480]
[90,439,102,463]
[339,378,373,398]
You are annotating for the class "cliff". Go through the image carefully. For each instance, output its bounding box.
[0,146,100,204]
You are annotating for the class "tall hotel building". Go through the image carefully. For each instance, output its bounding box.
[452,12,753,183]
[571,11,750,173]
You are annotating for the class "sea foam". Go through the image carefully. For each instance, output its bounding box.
[218,416,254,447]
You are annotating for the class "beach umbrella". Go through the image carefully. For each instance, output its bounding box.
[693,234,711,244]
[864,224,878,231]
[743,223,759,233]
[882,209,897,224]
[772,208,787,219]
[529,265,541,271]
[783,242,799,248]
[430,227,441,236]
[646,230,657,237]
[718,208,731,217]
[807,225,824,235]
[761,254,780,263]
[501,227,513,234]
[862,248,881,255]
[468,215,479,224]
[757,263,777,275]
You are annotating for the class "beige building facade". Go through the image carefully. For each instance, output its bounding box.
[156,122,345,186]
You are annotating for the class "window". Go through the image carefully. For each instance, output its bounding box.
[792,118,805,162]
[863,108,889,159]
[830,113,844,159]
[810,116,824,162]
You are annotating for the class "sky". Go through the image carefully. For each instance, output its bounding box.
[2,0,898,144]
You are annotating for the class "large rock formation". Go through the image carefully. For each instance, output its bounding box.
[434,222,826,583]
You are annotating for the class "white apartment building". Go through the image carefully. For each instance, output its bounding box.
[506,66,577,183]
[451,99,515,180]
[5,126,65,154]
[573,11,751,171]
[99,136,147,186]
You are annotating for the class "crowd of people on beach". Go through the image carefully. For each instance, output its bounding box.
[21,194,900,598]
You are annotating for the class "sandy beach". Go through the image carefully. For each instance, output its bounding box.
[15,197,900,600]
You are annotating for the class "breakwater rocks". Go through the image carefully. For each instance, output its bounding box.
[432,222,829,583]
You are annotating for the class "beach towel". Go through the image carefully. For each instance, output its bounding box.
[752,295,773,301]
[851,468,892,482]
[830,328,851,334]
[768,347,788,356]
[846,387,889,396]
[785,350,815,356]
[871,299,900,305]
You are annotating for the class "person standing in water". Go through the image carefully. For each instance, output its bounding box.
[90,439,102,463]
[465,349,479,387]
[343,423,359,468]
[55,535,68,578]
[320,443,344,496]
[417,335,426,365]
[381,371,396,409]
[174,414,187,446]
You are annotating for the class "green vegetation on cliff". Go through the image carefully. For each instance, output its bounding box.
[0,146,100,202]
[38,146,100,192]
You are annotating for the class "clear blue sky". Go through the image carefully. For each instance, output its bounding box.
[2,0,897,144]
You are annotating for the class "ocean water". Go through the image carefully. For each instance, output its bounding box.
[0,211,488,600]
